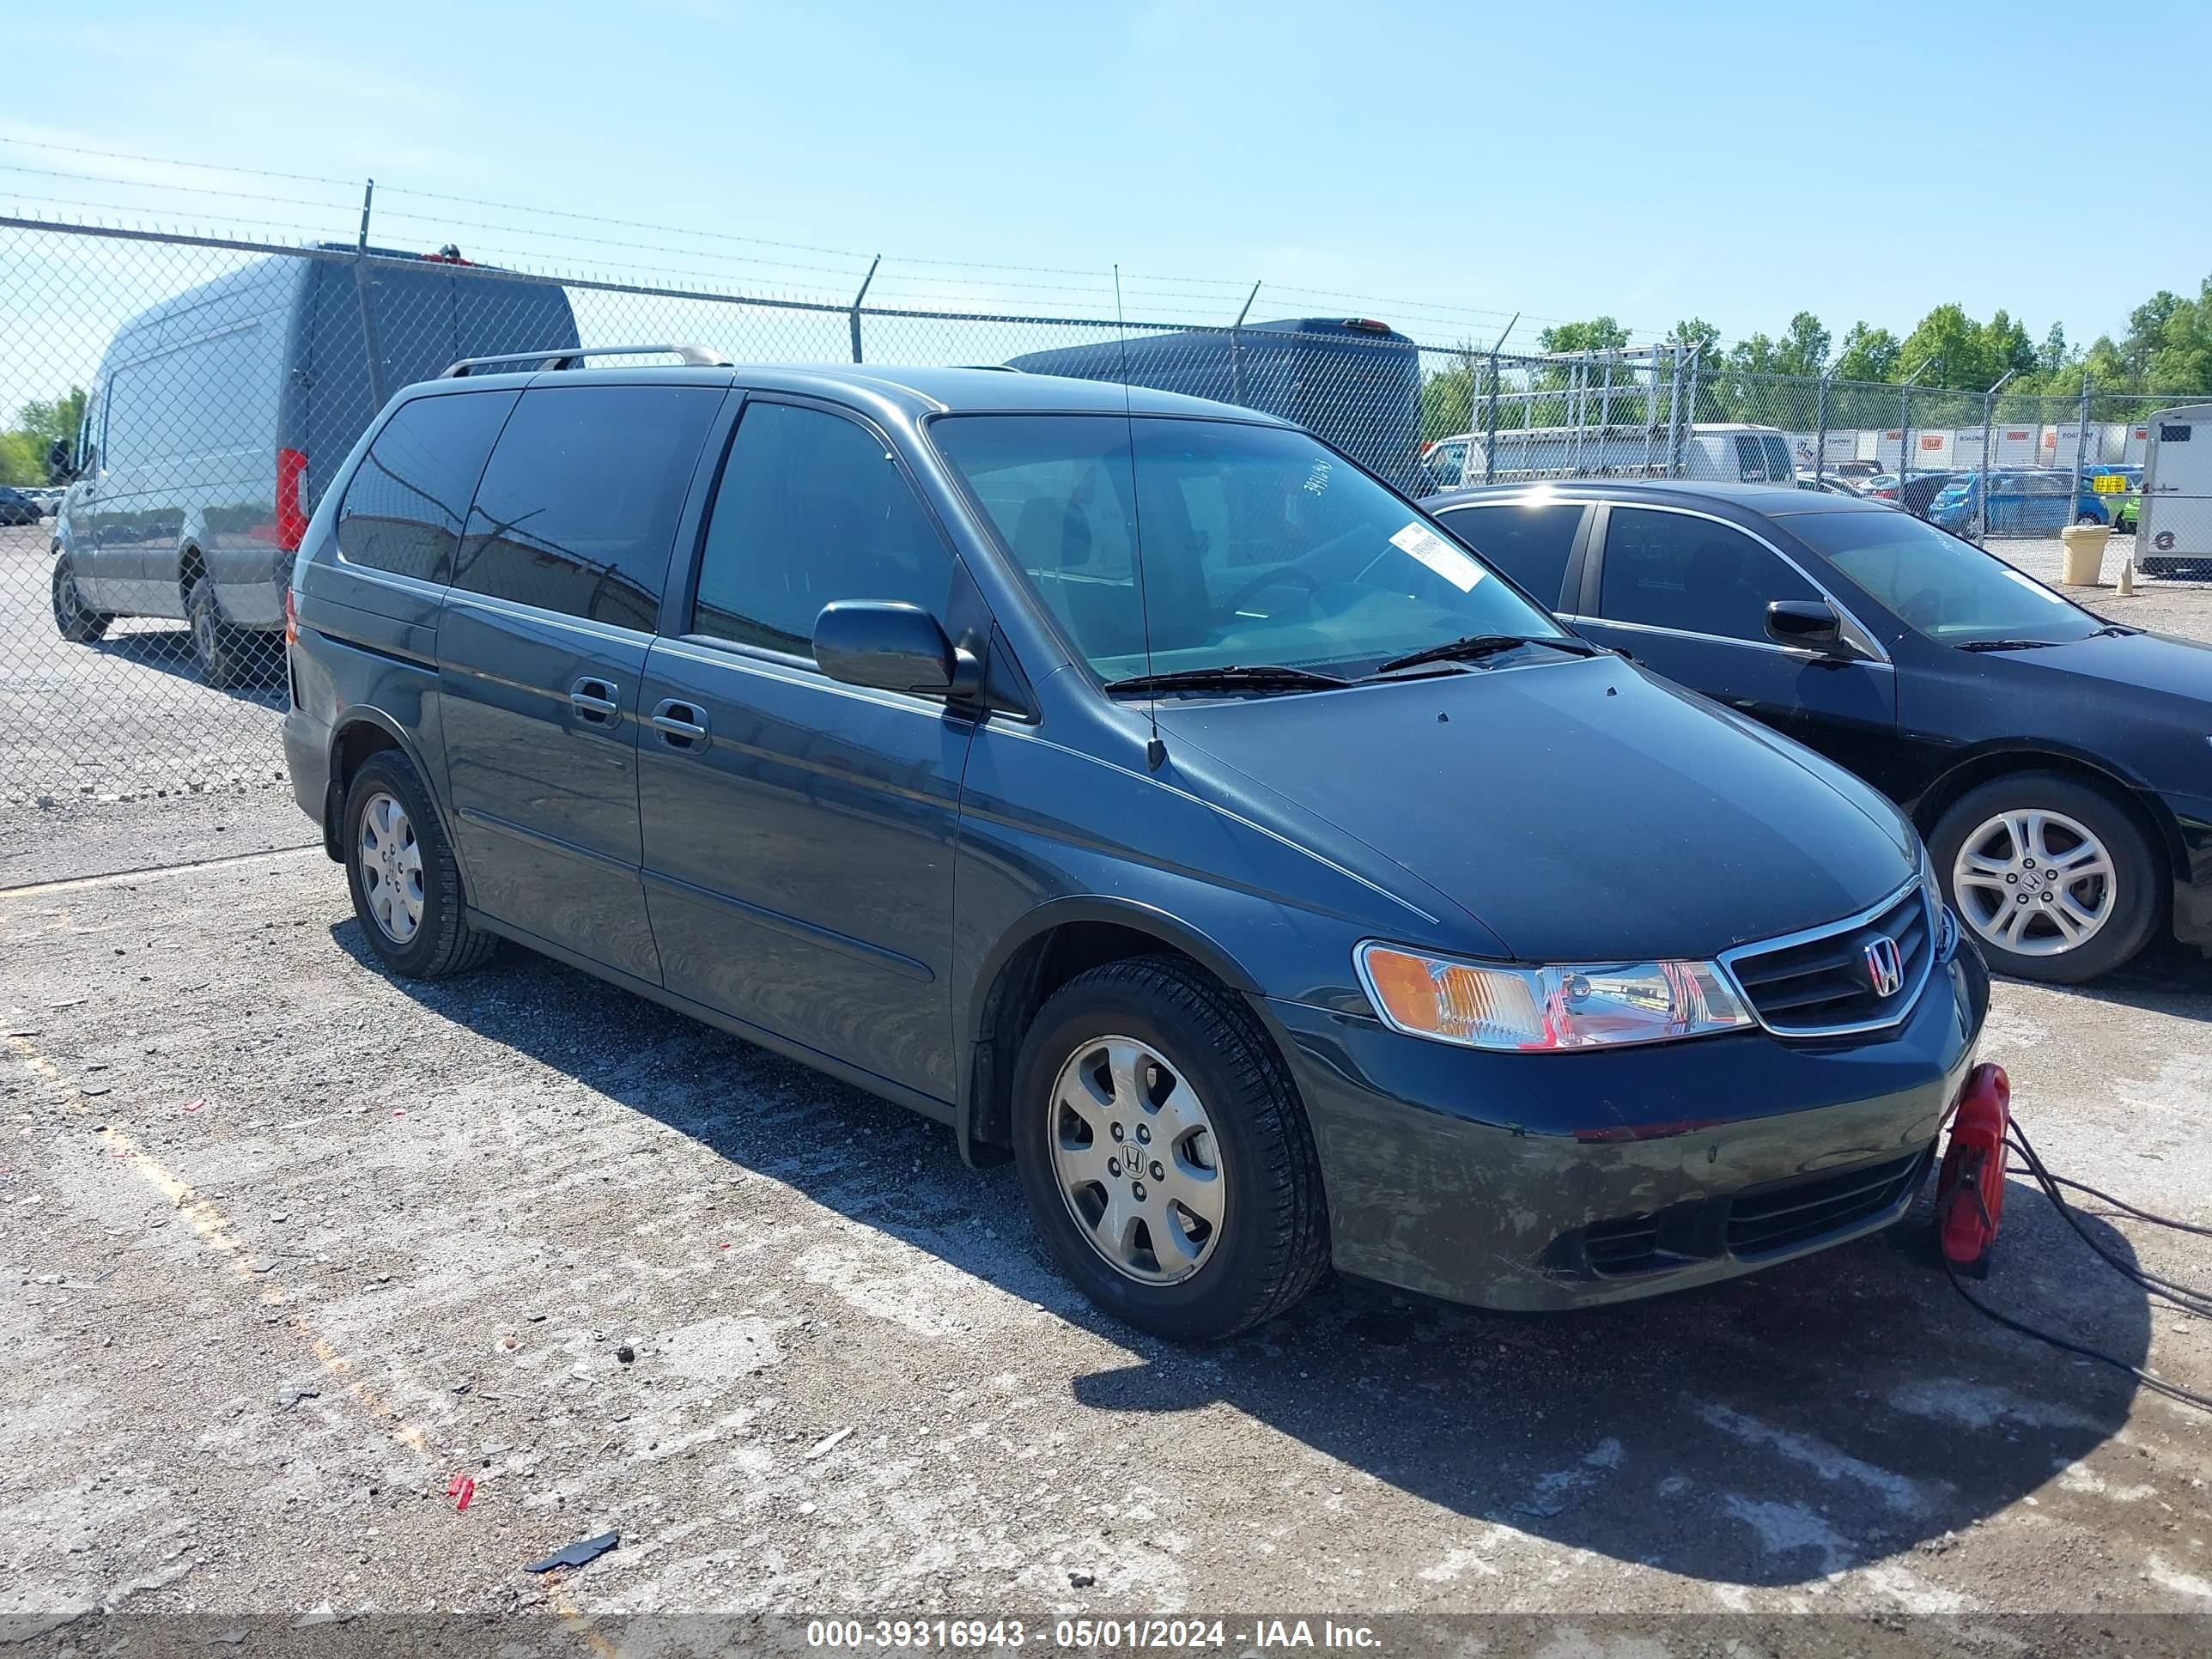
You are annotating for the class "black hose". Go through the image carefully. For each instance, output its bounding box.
[2003,1160,2212,1238]
[1942,1254,2212,1413]
[2005,1124,2212,1318]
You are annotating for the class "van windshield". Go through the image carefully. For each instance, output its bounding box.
[1791,510,2100,645]
[931,415,1568,684]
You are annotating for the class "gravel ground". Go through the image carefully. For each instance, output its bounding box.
[3,522,2211,1647]
[0,521,303,889]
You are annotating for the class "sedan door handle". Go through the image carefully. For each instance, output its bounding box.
[568,676,621,724]
[650,698,709,749]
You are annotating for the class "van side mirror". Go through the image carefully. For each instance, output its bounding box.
[46,439,76,483]
[1766,599,1852,657]
[814,602,979,698]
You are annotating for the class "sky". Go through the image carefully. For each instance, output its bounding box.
[4,0,2210,374]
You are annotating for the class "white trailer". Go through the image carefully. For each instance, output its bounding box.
[2138,404,2212,575]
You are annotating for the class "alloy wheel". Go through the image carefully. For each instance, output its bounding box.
[1048,1035,1224,1285]
[357,790,426,945]
[1951,808,2115,957]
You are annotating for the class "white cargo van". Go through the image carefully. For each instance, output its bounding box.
[1425,422,1796,489]
[2137,404,2212,577]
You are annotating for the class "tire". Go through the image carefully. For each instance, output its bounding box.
[1011,955,1328,1341]
[2075,512,2102,527]
[1929,773,2160,984]
[185,573,252,689]
[51,550,106,643]
[341,750,498,980]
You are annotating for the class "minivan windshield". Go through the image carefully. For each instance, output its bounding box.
[931,415,1567,684]
[1790,510,2100,645]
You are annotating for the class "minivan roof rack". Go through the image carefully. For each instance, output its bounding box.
[441,343,733,378]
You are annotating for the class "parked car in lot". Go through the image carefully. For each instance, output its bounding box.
[49,245,578,684]
[1796,471,1864,496]
[0,485,40,526]
[286,354,1988,1340]
[1425,478,2212,982]
[1928,466,2141,538]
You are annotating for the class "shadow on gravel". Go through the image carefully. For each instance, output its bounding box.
[337,920,2152,1590]
[88,628,287,703]
[2030,934,2212,1024]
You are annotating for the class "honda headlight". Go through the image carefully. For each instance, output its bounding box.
[1357,943,1755,1052]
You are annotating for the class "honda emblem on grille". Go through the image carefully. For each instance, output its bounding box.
[1863,935,1904,998]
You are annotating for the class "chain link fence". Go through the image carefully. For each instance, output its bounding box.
[0,213,2204,815]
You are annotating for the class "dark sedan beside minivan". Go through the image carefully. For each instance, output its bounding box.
[285,354,1987,1340]
[1425,479,2212,984]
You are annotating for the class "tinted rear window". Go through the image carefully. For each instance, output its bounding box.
[452,385,721,629]
[1431,501,1582,605]
[336,390,516,584]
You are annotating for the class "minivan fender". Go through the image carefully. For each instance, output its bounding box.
[955,894,1266,1165]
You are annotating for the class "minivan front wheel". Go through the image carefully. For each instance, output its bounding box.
[1011,956,1328,1340]
[1930,774,2160,983]
[342,750,498,979]
[51,551,107,643]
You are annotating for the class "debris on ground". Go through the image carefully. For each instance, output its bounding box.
[805,1427,853,1459]
[524,1531,619,1574]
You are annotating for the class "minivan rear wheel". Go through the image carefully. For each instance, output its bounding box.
[1010,956,1328,1340]
[185,574,251,689]
[1930,773,2160,983]
[342,750,498,979]
[51,551,107,643]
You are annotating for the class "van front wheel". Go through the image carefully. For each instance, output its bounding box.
[1011,956,1328,1341]
[52,551,107,643]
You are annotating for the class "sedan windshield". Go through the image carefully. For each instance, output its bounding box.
[930,414,1568,684]
[1789,509,2100,645]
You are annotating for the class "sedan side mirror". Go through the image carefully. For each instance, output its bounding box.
[1765,598,1854,658]
[813,601,980,699]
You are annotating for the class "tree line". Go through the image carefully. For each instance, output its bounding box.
[0,387,85,489]
[1421,275,2212,441]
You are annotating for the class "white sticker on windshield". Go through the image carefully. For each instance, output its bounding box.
[1999,566,2069,605]
[1389,521,1486,593]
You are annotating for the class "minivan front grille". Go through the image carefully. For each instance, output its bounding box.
[1724,1149,1929,1259]
[1723,883,1933,1039]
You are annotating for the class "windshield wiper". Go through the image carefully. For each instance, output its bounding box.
[2090,622,2142,637]
[1371,632,1601,676]
[1957,637,2063,653]
[1102,664,1352,695]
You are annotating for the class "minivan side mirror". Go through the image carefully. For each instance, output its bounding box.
[814,602,979,698]
[1765,599,1853,658]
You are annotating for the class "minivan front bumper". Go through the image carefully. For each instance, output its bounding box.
[1263,942,1988,1311]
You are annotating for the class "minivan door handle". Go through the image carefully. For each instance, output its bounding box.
[568,676,621,725]
[650,699,710,750]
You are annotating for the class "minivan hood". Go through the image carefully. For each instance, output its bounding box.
[1156,656,1916,963]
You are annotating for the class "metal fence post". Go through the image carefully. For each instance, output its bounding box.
[1814,373,1830,487]
[847,254,879,364]
[1229,279,1261,406]
[1898,382,1912,497]
[1483,349,1498,485]
[352,179,388,414]
[2070,373,2092,520]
